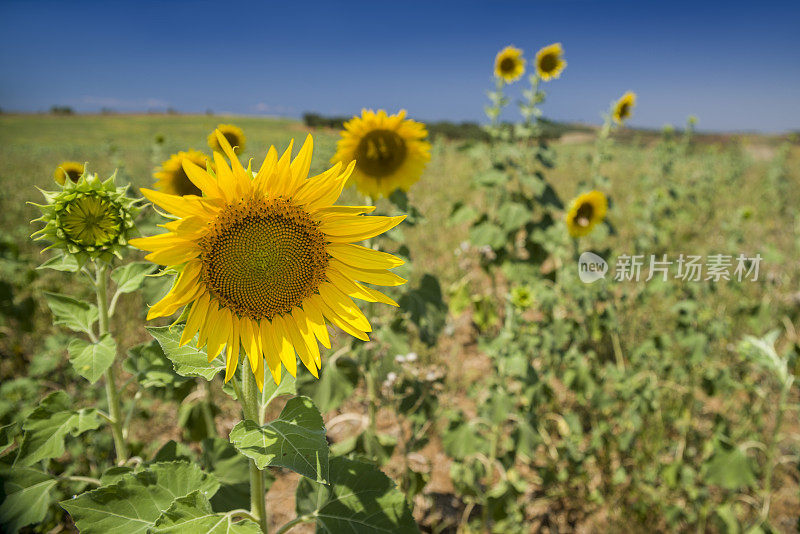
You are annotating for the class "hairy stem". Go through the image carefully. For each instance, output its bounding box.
[96,263,128,464]
[241,360,268,533]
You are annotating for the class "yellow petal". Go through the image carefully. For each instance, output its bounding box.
[309,294,369,342]
[147,262,203,319]
[301,300,331,349]
[326,269,398,306]
[240,317,261,374]
[283,311,318,378]
[181,291,210,346]
[224,314,240,382]
[321,215,406,242]
[213,151,238,202]
[254,146,278,197]
[329,258,406,287]
[214,130,248,188]
[271,315,298,377]
[182,159,223,198]
[141,188,220,219]
[318,283,371,332]
[144,245,200,267]
[206,306,230,362]
[291,306,322,368]
[327,243,405,270]
[287,134,313,194]
[302,161,355,211]
[259,320,285,384]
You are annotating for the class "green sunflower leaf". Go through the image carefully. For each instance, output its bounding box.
[469,221,506,249]
[147,325,224,381]
[229,396,329,483]
[37,254,80,272]
[295,457,419,533]
[67,334,116,384]
[15,391,101,467]
[0,467,57,533]
[150,490,261,534]
[60,461,220,534]
[111,262,157,294]
[43,292,98,335]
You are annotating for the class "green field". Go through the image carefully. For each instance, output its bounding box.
[1,114,799,532]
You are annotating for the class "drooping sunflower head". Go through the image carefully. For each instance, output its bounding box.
[154,150,214,196]
[208,124,246,154]
[494,45,525,83]
[132,130,407,390]
[612,92,636,125]
[331,109,431,199]
[32,171,139,265]
[53,161,85,185]
[566,190,608,237]
[535,42,566,81]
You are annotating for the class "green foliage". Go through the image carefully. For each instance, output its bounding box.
[229,396,329,482]
[67,334,116,383]
[150,490,261,533]
[43,292,98,335]
[147,325,225,380]
[60,461,219,534]
[0,467,57,533]
[15,391,101,467]
[295,457,419,533]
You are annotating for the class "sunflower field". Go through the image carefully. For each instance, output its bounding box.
[1,40,799,534]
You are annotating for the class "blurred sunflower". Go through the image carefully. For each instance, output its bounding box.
[208,124,246,154]
[54,161,85,185]
[154,150,213,196]
[494,45,525,83]
[566,190,607,237]
[331,109,430,199]
[132,130,406,389]
[612,92,636,124]
[535,43,566,81]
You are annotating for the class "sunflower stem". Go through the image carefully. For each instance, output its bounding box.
[241,359,268,533]
[95,262,128,464]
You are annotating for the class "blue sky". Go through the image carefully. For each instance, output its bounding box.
[1,0,798,132]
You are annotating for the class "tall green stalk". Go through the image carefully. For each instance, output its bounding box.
[241,360,268,533]
[95,263,128,463]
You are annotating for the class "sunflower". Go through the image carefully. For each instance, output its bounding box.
[331,110,431,199]
[494,45,525,83]
[54,161,85,185]
[566,191,608,237]
[208,124,246,154]
[612,92,636,124]
[131,130,406,390]
[154,150,214,196]
[535,42,566,81]
[32,172,139,265]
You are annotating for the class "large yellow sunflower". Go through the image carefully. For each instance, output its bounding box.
[535,43,566,81]
[208,124,246,154]
[494,45,525,83]
[154,150,214,197]
[612,92,636,124]
[331,109,431,199]
[131,131,406,390]
[566,191,608,237]
[54,161,85,185]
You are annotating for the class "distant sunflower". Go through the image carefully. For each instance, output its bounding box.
[612,92,636,124]
[566,191,608,237]
[494,45,525,83]
[54,161,85,185]
[535,43,566,81]
[331,109,431,198]
[208,124,246,154]
[154,150,214,196]
[132,130,406,389]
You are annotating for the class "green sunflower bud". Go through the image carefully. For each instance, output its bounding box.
[31,169,140,266]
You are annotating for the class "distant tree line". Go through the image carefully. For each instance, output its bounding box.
[302,112,589,141]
